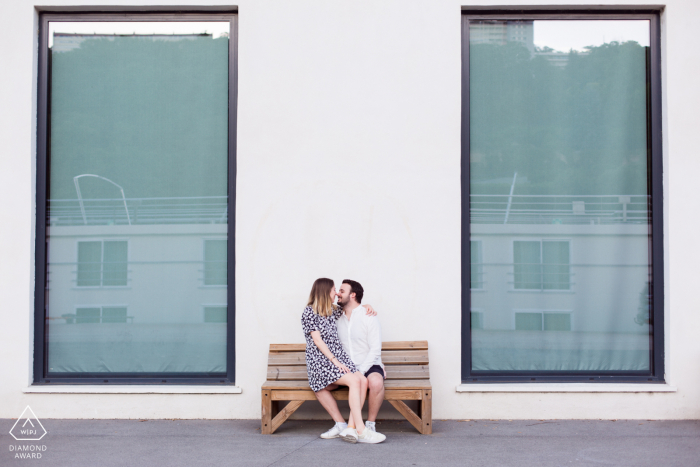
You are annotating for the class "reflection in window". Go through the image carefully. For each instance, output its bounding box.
[204,240,227,286]
[77,240,128,287]
[514,311,571,331]
[471,311,484,330]
[468,19,653,373]
[44,20,231,375]
[470,241,483,289]
[513,240,569,290]
[74,306,128,324]
[204,306,227,323]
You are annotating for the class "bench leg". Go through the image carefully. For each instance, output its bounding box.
[270,400,305,434]
[388,400,423,434]
[420,390,432,435]
[261,390,273,434]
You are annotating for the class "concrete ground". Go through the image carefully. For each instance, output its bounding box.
[2,418,699,466]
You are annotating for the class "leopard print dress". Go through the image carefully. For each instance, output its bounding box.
[301,305,358,392]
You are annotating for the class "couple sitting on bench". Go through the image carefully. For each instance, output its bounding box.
[301,277,387,444]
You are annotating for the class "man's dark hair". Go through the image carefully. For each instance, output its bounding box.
[342,279,364,303]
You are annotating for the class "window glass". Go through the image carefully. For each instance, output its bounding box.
[542,241,569,290]
[76,241,102,286]
[204,306,227,323]
[471,311,484,330]
[204,240,227,286]
[543,312,571,331]
[515,312,542,331]
[469,20,652,372]
[513,241,541,290]
[45,21,230,375]
[470,241,483,289]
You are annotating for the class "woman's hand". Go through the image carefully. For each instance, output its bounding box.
[364,304,378,316]
[331,357,351,374]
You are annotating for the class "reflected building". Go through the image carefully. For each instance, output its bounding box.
[469,194,651,371]
[46,196,229,373]
[470,20,535,54]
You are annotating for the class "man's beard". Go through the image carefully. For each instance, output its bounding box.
[338,297,348,307]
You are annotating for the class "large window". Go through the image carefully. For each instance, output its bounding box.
[34,12,237,384]
[461,9,664,381]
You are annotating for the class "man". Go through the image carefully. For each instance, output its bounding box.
[316,279,386,439]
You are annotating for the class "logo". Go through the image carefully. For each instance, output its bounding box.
[9,406,47,441]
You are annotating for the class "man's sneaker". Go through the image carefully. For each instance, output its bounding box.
[320,422,347,439]
[357,428,386,444]
[339,426,359,444]
[365,421,376,432]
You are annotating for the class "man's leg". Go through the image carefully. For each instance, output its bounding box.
[366,373,385,422]
[315,385,345,423]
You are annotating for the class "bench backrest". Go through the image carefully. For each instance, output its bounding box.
[267,341,429,382]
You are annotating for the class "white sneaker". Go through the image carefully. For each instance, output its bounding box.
[320,422,347,439]
[339,426,359,444]
[357,428,386,444]
[365,421,376,432]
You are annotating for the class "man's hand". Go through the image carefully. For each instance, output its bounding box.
[383,367,387,379]
[364,304,378,316]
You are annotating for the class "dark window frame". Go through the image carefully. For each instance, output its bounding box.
[461,7,664,384]
[33,10,238,385]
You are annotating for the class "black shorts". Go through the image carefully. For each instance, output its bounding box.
[364,365,385,379]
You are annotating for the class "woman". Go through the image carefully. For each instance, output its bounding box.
[301,278,386,444]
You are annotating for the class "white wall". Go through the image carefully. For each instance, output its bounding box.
[1,0,699,420]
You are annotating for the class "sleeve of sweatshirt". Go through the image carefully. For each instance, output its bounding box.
[358,316,383,374]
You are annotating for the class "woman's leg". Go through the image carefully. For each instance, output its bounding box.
[335,373,365,433]
[358,374,368,409]
[314,386,345,423]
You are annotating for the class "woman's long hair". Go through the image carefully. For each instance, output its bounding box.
[307,278,337,317]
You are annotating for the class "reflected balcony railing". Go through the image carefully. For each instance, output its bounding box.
[470,194,650,225]
[47,196,228,226]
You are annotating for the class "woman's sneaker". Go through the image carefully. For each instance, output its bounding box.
[320,422,348,439]
[357,428,386,444]
[339,426,359,444]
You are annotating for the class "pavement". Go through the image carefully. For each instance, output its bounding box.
[2,418,699,466]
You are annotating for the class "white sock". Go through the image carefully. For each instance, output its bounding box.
[366,421,375,428]
[336,421,348,429]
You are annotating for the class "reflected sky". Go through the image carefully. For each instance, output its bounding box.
[48,21,231,48]
[534,20,649,52]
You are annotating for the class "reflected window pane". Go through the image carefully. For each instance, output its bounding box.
[103,241,128,286]
[544,313,571,331]
[77,241,102,286]
[45,21,230,375]
[204,306,227,323]
[469,19,652,372]
[204,239,227,286]
[470,241,483,289]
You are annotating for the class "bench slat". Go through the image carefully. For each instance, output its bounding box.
[262,379,432,390]
[268,349,429,366]
[382,350,429,364]
[270,389,423,401]
[267,364,429,381]
[270,341,429,353]
[381,341,429,350]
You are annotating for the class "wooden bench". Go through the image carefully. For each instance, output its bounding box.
[262,341,432,435]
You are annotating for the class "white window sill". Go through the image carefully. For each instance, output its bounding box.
[456,383,676,393]
[23,385,242,394]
